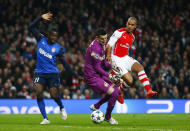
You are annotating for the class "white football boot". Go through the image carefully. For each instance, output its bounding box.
[105,117,118,125]
[90,104,98,111]
[61,108,67,120]
[40,119,50,125]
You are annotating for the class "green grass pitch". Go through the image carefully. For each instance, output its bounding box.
[0,114,190,131]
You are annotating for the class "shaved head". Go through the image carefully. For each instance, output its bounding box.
[126,17,137,33]
[128,17,137,25]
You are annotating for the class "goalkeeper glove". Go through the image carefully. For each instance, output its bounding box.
[108,74,123,86]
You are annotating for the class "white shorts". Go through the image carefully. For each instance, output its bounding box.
[111,55,138,76]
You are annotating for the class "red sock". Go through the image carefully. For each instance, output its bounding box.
[138,70,151,92]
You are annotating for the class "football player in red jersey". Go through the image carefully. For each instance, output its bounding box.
[106,17,157,98]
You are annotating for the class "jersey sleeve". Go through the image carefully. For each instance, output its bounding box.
[91,49,109,77]
[107,30,121,47]
[28,17,43,41]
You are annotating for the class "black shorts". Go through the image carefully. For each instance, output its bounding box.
[33,73,60,88]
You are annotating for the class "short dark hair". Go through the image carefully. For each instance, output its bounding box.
[49,28,58,33]
[95,28,107,36]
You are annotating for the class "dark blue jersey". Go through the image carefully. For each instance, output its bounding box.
[36,37,65,73]
[28,17,77,77]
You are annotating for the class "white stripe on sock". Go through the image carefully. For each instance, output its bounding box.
[138,70,145,76]
[143,81,150,86]
[139,75,147,80]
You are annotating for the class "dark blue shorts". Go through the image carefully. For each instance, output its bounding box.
[33,73,60,88]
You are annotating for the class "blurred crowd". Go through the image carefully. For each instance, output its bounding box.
[0,0,190,99]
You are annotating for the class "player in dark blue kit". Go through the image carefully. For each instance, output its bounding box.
[29,12,78,124]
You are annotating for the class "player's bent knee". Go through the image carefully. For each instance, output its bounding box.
[132,62,144,73]
[137,64,144,72]
[122,75,133,86]
[138,65,144,71]
[128,78,133,86]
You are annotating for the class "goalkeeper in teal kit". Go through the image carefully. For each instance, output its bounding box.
[29,12,78,124]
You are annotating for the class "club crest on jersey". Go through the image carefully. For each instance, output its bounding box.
[52,48,56,53]
[91,52,99,59]
[91,52,95,56]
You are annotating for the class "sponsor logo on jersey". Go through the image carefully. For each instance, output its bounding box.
[120,43,129,48]
[39,48,52,59]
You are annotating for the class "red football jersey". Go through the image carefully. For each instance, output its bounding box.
[108,28,135,57]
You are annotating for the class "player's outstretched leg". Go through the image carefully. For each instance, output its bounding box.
[105,86,119,125]
[50,87,67,120]
[137,70,158,98]
[131,62,158,98]
[90,95,110,111]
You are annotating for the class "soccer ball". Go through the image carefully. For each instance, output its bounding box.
[90,110,104,123]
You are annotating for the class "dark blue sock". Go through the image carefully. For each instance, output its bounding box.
[53,97,64,110]
[37,98,48,120]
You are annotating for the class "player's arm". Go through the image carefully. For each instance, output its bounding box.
[102,59,111,70]
[93,55,109,77]
[106,44,112,63]
[106,30,120,62]
[58,48,78,77]
[91,51,120,82]
[28,12,52,41]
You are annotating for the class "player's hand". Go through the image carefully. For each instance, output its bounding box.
[108,74,122,86]
[42,12,53,21]
[112,66,123,77]
[114,76,123,87]
[108,74,123,86]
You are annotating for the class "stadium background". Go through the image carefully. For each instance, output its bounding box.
[0,0,190,130]
[0,0,190,100]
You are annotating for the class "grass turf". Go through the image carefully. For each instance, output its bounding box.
[0,114,190,131]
